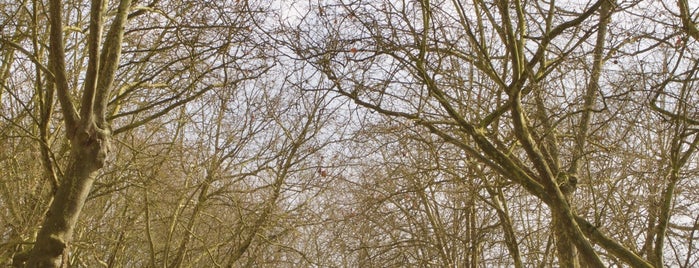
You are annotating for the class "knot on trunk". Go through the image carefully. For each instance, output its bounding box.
[46,235,67,257]
[92,127,111,168]
[75,124,112,169]
[557,172,578,196]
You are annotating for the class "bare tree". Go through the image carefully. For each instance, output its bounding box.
[283,0,699,266]
[3,0,699,267]
[23,0,132,265]
[1,0,265,266]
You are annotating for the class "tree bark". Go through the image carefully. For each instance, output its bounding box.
[25,0,129,264]
[554,213,579,268]
[27,124,111,267]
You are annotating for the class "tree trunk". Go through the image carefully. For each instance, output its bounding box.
[26,0,125,263]
[554,213,579,268]
[26,124,110,267]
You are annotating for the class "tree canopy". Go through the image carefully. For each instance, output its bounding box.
[1,0,699,267]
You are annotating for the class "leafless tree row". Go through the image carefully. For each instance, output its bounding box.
[1,0,699,267]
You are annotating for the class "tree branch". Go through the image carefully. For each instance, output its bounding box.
[575,215,654,268]
[48,0,79,134]
[80,0,105,122]
[0,38,54,80]
[678,0,699,42]
[95,0,133,128]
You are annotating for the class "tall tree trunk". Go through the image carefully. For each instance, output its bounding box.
[25,0,129,264]
[27,124,111,267]
[554,213,579,268]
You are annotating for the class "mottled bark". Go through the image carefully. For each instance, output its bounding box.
[553,213,579,268]
[26,0,130,265]
[27,125,111,267]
